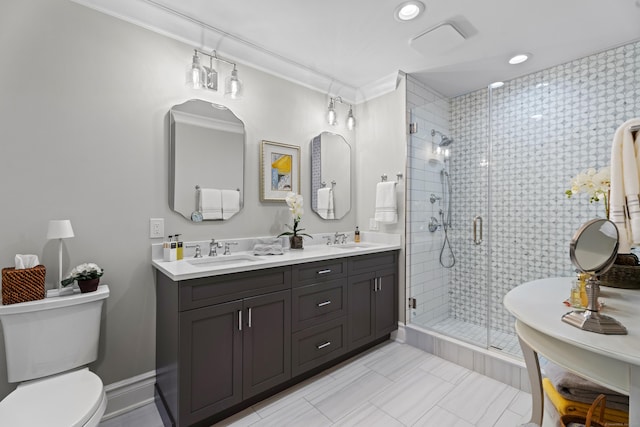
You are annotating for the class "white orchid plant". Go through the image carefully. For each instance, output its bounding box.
[61,262,104,287]
[278,192,312,239]
[565,166,610,218]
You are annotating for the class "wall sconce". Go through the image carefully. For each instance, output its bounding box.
[326,96,356,130]
[187,49,243,99]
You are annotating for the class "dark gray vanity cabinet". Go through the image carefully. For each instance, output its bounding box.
[155,250,398,427]
[347,252,398,350]
[155,267,291,427]
[291,259,349,376]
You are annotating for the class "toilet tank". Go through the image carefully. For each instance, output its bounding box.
[0,285,109,383]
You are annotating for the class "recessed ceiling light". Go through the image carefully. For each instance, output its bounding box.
[395,1,425,21]
[488,81,504,89]
[508,54,530,65]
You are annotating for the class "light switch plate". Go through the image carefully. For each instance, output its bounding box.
[150,218,164,238]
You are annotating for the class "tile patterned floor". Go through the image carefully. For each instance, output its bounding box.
[100,342,554,427]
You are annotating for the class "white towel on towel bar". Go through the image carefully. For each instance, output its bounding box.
[200,188,223,220]
[374,181,397,224]
[317,187,335,219]
[609,118,640,253]
[221,189,240,220]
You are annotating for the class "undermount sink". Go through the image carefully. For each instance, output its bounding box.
[188,254,259,266]
[330,242,379,250]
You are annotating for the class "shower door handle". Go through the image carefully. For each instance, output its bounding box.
[473,216,483,245]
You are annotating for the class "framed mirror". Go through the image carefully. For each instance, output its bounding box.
[310,132,351,220]
[169,99,245,221]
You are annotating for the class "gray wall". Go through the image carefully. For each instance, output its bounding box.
[0,0,406,399]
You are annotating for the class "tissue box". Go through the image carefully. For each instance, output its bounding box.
[1,265,46,305]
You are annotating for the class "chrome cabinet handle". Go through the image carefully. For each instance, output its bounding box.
[473,216,483,245]
[317,300,332,307]
[317,269,332,275]
[374,278,379,292]
[317,341,331,350]
[238,310,242,331]
[248,307,252,328]
[378,277,383,291]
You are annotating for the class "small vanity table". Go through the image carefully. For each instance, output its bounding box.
[504,278,640,426]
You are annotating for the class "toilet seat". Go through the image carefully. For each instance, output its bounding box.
[0,368,106,427]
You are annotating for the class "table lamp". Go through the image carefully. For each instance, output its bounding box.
[46,220,74,292]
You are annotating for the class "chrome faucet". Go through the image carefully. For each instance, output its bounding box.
[223,241,238,255]
[186,244,202,258]
[209,239,222,256]
[334,232,347,244]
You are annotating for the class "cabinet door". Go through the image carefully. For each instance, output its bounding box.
[347,271,376,350]
[179,300,243,425]
[242,290,291,399]
[375,267,397,338]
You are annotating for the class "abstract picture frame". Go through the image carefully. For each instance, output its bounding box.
[260,140,300,202]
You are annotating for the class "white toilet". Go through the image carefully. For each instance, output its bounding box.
[0,285,110,426]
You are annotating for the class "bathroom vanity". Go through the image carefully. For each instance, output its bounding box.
[152,237,400,427]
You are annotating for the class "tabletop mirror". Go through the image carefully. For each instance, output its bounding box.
[562,218,627,334]
[310,132,351,220]
[169,99,245,221]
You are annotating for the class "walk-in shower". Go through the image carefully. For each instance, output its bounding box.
[406,40,639,361]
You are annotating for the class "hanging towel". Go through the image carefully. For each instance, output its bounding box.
[200,188,223,220]
[317,187,335,219]
[610,118,640,253]
[374,181,398,224]
[221,189,240,220]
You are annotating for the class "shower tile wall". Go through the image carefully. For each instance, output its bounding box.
[406,76,451,324]
[448,40,640,335]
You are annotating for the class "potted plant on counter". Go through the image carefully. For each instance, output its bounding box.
[278,192,312,249]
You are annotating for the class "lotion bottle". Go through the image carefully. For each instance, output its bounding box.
[163,236,171,262]
[354,226,361,243]
[175,234,183,260]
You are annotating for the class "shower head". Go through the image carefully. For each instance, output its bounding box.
[431,129,454,146]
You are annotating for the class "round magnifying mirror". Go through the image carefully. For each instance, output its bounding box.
[569,218,619,275]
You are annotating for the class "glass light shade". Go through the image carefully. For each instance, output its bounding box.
[47,220,74,239]
[187,52,205,89]
[346,107,356,130]
[224,68,243,99]
[327,99,337,126]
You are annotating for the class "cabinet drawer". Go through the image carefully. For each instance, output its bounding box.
[291,317,347,377]
[348,251,397,276]
[179,266,290,311]
[292,279,347,332]
[292,259,347,286]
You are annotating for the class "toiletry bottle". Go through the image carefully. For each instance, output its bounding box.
[578,272,589,307]
[169,235,177,261]
[570,280,581,308]
[163,236,171,262]
[354,226,361,243]
[175,234,183,260]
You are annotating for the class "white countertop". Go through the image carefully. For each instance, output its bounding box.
[504,277,640,366]
[151,232,402,281]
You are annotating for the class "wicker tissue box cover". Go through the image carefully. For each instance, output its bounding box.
[1,265,46,305]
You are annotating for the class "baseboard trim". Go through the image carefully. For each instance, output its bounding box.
[101,370,157,421]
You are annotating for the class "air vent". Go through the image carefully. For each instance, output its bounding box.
[410,23,466,57]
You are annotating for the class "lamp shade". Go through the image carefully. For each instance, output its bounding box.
[47,220,74,240]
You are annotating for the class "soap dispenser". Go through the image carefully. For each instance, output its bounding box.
[354,226,361,243]
[175,234,183,260]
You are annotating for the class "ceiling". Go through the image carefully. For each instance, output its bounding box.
[74,0,640,102]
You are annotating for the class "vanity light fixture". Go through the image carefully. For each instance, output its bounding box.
[508,53,530,65]
[187,49,243,98]
[326,96,356,130]
[395,1,425,21]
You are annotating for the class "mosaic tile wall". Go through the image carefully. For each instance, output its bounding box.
[448,40,640,334]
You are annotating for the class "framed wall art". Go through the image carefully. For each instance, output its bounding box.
[260,140,300,202]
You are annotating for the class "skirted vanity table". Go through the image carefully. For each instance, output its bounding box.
[505,219,640,426]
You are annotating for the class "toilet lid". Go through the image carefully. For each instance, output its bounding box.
[0,368,104,427]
